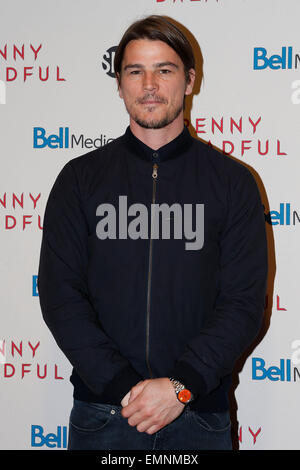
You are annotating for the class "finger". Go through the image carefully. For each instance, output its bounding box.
[128,381,145,403]
[136,416,160,434]
[127,410,145,428]
[121,396,129,407]
[121,390,131,407]
[121,386,147,418]
[144,424,161,435]
[121,398,141,418]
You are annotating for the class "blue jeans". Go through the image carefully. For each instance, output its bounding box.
[68,399,232,450]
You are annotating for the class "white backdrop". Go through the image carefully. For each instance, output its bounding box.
[0,0,299,450]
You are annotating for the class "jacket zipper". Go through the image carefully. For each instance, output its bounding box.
[145,163,158,378]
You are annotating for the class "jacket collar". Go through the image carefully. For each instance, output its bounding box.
[123,125,193,163]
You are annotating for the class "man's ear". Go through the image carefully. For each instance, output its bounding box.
[185,68,196,96]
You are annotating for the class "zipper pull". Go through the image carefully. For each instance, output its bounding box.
[152,163,158,179]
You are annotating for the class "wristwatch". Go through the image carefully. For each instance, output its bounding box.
[169,377,194,405]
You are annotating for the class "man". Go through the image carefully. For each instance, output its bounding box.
[37,15,268,450]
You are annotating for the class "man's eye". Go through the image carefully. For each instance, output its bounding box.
[159,69,171,74]
[130,70,141,75]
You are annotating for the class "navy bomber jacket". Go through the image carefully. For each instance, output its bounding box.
[37,125,268,412]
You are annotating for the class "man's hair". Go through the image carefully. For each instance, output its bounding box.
[114,15,195,85]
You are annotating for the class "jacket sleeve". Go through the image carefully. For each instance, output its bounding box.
[169,167,268,399]
[37,160,143,403]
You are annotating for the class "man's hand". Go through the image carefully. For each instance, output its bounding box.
[121,390,131,407]
[121,378,185,435]
[121,380,145,407]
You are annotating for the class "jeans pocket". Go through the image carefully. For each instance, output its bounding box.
[69,400,115,433]
[188,409,231,433]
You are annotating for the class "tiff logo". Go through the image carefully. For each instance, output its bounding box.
[0,80,6,104]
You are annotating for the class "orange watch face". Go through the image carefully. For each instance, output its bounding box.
[178,389,191,403]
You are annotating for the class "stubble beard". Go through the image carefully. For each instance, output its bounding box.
[126,96,183,129]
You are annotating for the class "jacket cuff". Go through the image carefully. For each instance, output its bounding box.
[169,361,207,400]
[100,366,144,405]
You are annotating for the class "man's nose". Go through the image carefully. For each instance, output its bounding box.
[142,71,158,91]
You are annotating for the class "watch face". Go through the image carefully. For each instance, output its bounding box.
[178,389,191,403]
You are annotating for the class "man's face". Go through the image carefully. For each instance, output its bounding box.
[117,39,195,129]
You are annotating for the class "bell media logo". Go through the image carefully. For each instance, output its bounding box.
[31,425,68,448]
[264,203,300,226]
[33,127,114,149]
[32,275,38,296]
[252,341,300,382]
[253,46,300,70]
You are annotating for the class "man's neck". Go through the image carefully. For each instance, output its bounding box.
[129,116,185,151]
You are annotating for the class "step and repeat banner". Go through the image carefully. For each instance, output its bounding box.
[0,0,299,450]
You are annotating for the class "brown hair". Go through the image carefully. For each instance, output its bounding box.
[114,15,195,85]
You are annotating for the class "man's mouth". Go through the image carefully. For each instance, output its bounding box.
[138,96,167,105]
